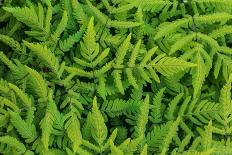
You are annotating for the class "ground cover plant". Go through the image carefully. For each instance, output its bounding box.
[0,0,231,154]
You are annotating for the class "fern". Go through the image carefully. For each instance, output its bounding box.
[9,111,37,143]
[64,106,82,153]
[0,136,26,154]
[0,0,232,154]
[89,97,108,146]
[23,41,62,77]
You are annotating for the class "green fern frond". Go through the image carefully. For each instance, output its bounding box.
[8,83,32,108]
[133,95,150,138]
[194,12,232,24]
[90,97,108,146]
[59,26,85,52]
[165,93,184,120]
[219,77,231,119]
[0,136,26,154]
[23,41,61,77]
[64,106,82,153]
[25,66,48,100]
[153,57,196,76]
[9,111,37,143]
[150,88,165,124]
[101,99,141,117]
[3,6,43,30]
[147,117,180,154]
[86,0,142,28]
[40,90,57,150]
[169,33,196,55]
[49,10,68,44]
[71,0,88,25]
[0,96,19,111]
[0,34,24,53]
[154,18,191,40]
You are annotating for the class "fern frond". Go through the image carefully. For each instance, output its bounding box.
[150,88,165,123]
[219,78,231,119]
[153,57,196,76]
[107,20,142,28]
[64,106,82,153]
[23,41,61,77]
[165,93,184,120]
[154,18,191,40]
[0,34,24,53]
[89,97,108,146]
[140,144,148,155]
[101,99,141,117]
[133,95,149,138]
[49,10,68,44]
[9,111,37,143]
[110,140,124,155]
[191,51,207,98]
[59,26,85,52]
[25,66,48,100]
[71,0,88,25]
[169,33,196,55]
[86,0,142,28]
[0,96,19,111]
[8,83,32,108]
[147,117,180,154]
[209,25,232,39]
[40,91,57,150]
[140,0,173,13]
[3,4,52,41]
[3,6,42,30]
[194,12,232,24]
[0,136,26,154]
[114,33,131,67]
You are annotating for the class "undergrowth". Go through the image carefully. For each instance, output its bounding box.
[0,0,231,154]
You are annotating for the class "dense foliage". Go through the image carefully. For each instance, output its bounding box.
[0,0,231,154]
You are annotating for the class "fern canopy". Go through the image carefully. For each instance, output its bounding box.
[0,0,231,155]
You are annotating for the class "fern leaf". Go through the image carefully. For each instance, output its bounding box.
[112,70,124,94]
[147,117,180,154]
[25,66,48,100]
[108,20,142,28]
[90,97,108,146]
[50,10,68,43]
[140,144,148,155]
[219,78,231,119]
[153,57,196,76]
[86,0,141,28]
[71,0,88,24]
[165,93,184,120]
[0,34,24,53]
[9,111,37,143]
[59,27,85,52]
[114,33,132,67]
[23,41,60,77]
[0,136,26,154]
[110,140,124,155]
[194,12,232,24]
[209,25,232,39]
[3,6,42,30]
[169,33,196,55]
[8,83,32,108]
[0,96,19,111]
[64,106,82,153]
[191,51,207,98]
[154,18,190,40]
[150,88,165,123]
[101,99,141,117]
[133,95,150,138]
[40,91,57,149]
